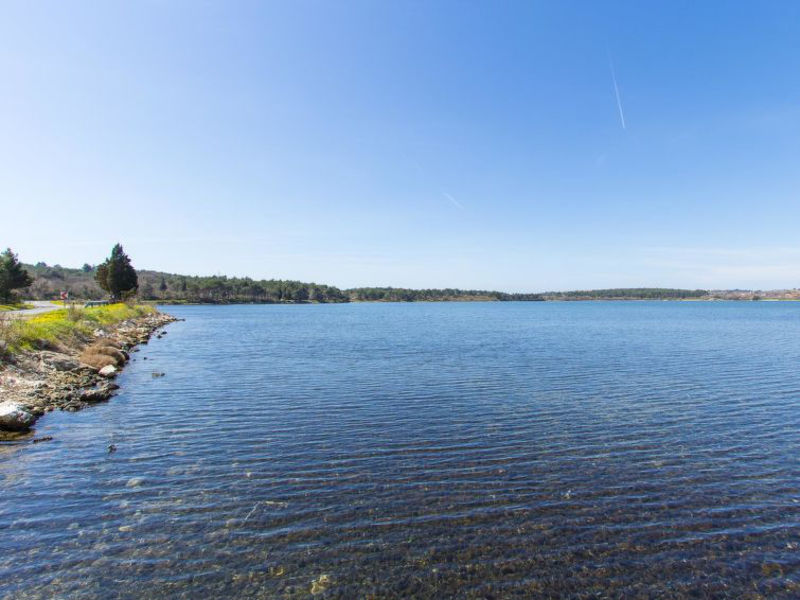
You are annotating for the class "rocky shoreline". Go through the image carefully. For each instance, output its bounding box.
[0,310,178,440]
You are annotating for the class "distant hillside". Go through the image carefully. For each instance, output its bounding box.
[23,263,349,303]
[541,288,709,300]
[22,264,546,303]
[22,263,725,303]
[346,287,543,302]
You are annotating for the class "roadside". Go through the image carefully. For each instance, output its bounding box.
[2,301,62,319]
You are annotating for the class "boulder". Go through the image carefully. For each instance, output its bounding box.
[80,386,114,403]
[40,352,80,371]
[0,401,35,431]
[98,365,118,378]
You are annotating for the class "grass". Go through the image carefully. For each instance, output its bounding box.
[80,341,127,369]
[0,303,35,311]
[0,303,155,354]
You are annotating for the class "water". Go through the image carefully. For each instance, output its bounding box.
[2,301,800,598]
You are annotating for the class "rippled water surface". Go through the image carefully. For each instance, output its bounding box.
[3,302,800,598]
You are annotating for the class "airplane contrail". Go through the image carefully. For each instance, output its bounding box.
[609,57,626,130]
[442,192,464,209]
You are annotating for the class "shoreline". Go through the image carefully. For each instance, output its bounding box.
[0,309,178,441]
[147,297,800,305]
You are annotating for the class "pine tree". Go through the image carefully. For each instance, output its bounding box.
[0,248,33,302]
[95,244,138,301]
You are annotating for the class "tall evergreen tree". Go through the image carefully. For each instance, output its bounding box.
[0,248,33,302]
[95,243,138,301]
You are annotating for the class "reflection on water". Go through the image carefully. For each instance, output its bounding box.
[2,302,800,598]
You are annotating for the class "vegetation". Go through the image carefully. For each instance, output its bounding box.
[95,244,138,301]
[540,288,709,300]
[80,339,128,370]
[24,263,351,304]
[0,248,33,302]
[0,303,155,355]
[19,262,716,304]
[347,287,544,302]
[0,303,34,312]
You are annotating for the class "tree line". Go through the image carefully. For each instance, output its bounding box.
[540,288,709,300]
[23,247,351,304]
[347,287,544,302]
[0,249,33,302]
[7,244,712,304]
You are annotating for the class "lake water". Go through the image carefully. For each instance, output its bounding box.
[2,302,800,598]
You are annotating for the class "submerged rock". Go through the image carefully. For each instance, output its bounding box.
[310,574,333,595]
[0,401,35,431]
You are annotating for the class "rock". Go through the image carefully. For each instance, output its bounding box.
[39,352,80,371]
[32,338,55,350]
[0,401,35,431]
[126,477,145,488]
[310,574,332,595]
[98,365,118,378]
[33,436,53,444]
[80,387,113,403]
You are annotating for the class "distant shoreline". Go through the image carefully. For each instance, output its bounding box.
[22,263,800,304]
[143,296,800,306]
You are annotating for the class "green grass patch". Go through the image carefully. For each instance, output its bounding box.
[0,303,155,354]
[0,303,35,312]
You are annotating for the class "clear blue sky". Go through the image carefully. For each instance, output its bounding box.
[2,1,800,291]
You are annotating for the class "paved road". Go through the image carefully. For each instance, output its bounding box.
[2,301,63,319]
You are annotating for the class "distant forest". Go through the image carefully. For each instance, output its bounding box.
[23,263,709,304]
[25,263,349,303]
[541,288,709,300]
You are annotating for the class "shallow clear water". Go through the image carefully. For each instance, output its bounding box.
[2,302,800,598]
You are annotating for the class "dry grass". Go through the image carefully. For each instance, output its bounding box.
[66,305,85,322]
[0,315,20,357]
[79,350,119,370]
[79,340,128,369]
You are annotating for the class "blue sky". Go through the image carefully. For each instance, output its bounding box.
[2,1,800,291]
